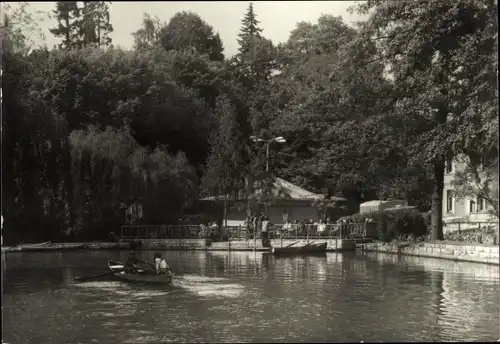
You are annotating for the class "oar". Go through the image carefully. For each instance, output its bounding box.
[74,269,122,282]
[284,241,300,248]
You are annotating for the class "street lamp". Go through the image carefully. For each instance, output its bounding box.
[248,135,287,250]
[249,136,287,172]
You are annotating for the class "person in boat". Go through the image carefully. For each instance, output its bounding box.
[154,252,171,275]
[124,252,141,273]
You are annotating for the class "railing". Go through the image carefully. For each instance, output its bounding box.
[121,225,205,239]
[443,221,498,233]
[120,223,371,240]
[265,223,369,239]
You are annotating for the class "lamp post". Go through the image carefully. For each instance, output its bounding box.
[249,135,286,251]
[249,136,287,172]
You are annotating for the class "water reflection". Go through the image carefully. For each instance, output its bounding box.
[364,252,499,342]
[3,251,499,343]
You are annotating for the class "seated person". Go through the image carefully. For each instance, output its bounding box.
[154,252,171,275]
[124,252,140,273]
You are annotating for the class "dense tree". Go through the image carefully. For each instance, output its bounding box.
[158,11,224,61]
[132,13,163,51]
[2,42,214,242]
[237,2,262,53]
[49,1,80,49]
[77,1,113,47]
[49,1,113,49]
[2,4,66,243]
[257,16,393,201]
[354,0,498,240]
[231,2,277,91]
[281,14,356,60]
[69,126,198,236]
[201,96,246,225]
[3,2,496,244]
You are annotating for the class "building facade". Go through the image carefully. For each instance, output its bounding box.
[443,157,496,223]
[200,178,350,227]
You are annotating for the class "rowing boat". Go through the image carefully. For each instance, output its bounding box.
[108,260,173,285]
[271,242,327,256]
[7,241,51,252]
[24,243,86,252]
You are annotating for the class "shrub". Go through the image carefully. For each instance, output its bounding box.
[342,209,428,242]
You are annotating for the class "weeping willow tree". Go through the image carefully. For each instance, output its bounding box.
[69,125,198,238]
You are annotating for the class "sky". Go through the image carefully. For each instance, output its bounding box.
[20,1,366,57]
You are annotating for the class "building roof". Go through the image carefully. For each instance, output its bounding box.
[200,178,344,202]
[359,200,407,214]
[273,178,324,200]
[360,200,407,206]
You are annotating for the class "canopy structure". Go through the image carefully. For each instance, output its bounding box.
[359,200,407,214]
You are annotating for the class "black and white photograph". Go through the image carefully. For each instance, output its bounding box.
[1,0,498,343]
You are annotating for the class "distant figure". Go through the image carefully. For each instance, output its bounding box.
[291,220,300,237]
[283,220,292,237]
[252,215,258,236]
[199,223,208,238]
[261,216,271,247]
[317,220,326,236]
[154,252,170,275]
[124,252,140,273]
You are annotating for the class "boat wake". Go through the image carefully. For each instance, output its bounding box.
[173,274,245,298]
[73,281,171,300]
[73,275,245,299]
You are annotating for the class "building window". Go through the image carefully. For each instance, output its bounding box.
[446,190,454,213]
[469,200,476,213]
[445,159,453,174]
[478,198,485,212]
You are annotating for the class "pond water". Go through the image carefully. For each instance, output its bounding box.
[2,250,499,343]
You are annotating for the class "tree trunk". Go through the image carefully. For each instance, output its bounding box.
[430,159,445,241]
[65,15,71,48]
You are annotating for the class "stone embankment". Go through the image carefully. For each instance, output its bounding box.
[2,238,370,252]
[360,241,499,265]
[139,238,368,252]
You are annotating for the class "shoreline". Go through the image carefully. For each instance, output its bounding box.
[1,238,362,253]
[360,241,499,266]
[3,239,499,265]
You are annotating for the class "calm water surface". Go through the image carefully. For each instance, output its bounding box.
[2,250,499,343]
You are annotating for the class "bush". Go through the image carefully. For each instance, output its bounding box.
[342,209,428,242]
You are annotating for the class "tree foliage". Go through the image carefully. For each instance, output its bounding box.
[49,1,80,49]
[2,1,496,243]
[201,95,244,198]
[78,1,113,47]
[353,0,498,240]
[158,11,224,61]
[50,1,113,49]
[132,13,163,51]
[231,2,278,91]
